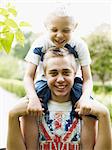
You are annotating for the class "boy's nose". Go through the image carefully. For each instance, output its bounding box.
[56,32,63,38]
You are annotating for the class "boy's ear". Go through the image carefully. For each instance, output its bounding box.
[72,22,78,31]
[74,23,78,29]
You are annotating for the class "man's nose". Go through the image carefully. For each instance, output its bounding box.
[57,74,64,82]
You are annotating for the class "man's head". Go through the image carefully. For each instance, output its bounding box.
[44,7,78,48]
[43,47,77,102]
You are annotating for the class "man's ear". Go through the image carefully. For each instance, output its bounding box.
[74,71,76,77]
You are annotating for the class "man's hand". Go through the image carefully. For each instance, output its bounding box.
[27,96,44,116]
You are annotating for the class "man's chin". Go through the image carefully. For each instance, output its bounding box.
[54,92,69,97]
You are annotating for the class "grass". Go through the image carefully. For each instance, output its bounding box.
[0,78,26,97]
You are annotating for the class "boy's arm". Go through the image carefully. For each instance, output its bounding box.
[75,65,93,115]
[81,65,93,100]
[24,62,43,115]
[24,62,38,99]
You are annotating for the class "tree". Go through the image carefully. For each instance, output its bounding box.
[86,27,112,85]
[0,3,30,53]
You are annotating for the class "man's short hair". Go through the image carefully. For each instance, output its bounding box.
[43,46,77,73]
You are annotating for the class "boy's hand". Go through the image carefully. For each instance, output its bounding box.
[9,99,29,118]
[27,96,44,116]
[75,98,91,115]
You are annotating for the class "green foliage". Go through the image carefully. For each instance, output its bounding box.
[11,32,33,59]
[0,3,30,53]
[86,33,112,85]
[107,103,112,122]
[0,78,26,97]
[0,55,25,80]
[93,84,112,94]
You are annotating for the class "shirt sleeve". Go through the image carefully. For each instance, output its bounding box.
[24,37,44,65]
[76,39,91,66]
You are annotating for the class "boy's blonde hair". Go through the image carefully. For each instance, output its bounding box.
[43,46,77,73]
[44,5,78,28]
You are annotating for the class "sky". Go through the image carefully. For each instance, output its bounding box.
[1,0,112,37]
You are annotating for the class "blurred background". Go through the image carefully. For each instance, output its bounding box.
[0,0,112,148]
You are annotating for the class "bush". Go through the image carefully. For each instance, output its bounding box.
[0,78,25,97]
[93,84,112,94]
[0,55,25,80]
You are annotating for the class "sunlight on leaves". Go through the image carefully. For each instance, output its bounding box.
[1,32,14,53]
[19,21,31,27]
[15,29,25,46]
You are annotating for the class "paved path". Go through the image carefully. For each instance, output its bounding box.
[0,87,19,148]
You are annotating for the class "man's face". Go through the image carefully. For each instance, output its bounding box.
[45,56,76,102]
[47,16,75,48]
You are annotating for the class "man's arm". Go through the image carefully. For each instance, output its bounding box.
[94,105,111,150]
[7,99,39,150]
[20,115,39,150]
[7,114,26,150]
[7,100,29,150]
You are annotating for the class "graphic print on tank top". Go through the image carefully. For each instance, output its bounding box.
[38,111,81,150]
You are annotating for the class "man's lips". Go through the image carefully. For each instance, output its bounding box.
[54,85,67,90]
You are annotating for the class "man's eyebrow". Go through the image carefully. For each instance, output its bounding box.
[49,69,57,72]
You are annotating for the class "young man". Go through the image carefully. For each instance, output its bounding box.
[7,48,111,150]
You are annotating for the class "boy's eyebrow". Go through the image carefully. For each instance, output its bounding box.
[63,69,71,72]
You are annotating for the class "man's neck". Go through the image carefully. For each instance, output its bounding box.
[51,94,70,103]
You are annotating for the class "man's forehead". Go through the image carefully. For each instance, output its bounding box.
[45,55,76,72]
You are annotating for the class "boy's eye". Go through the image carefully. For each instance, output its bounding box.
[63,29,71,33]
[51,28,57,32]
[63,72,70,76]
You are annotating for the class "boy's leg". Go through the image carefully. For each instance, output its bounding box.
[35,80,51,112]
[80,116,96,150]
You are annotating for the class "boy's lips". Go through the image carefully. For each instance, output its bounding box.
[55,40,65,45]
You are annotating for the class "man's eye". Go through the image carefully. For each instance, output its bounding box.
[49,71,58,76]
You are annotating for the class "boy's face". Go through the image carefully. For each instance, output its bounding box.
[45,55,76,102]
[47,16,75,48]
